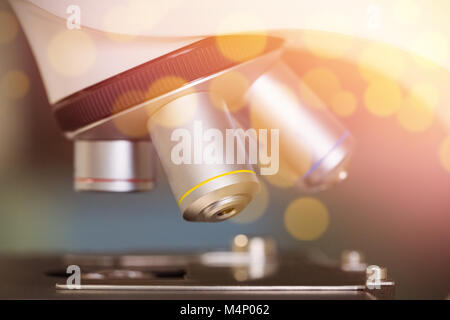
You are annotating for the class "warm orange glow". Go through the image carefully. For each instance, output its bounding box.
[301,67,341,107]
[302,30,353,59]
[298,80,328,110]
[216,13,267,62]
[358,43,406,83]
[209,71,249,112]
[284,197,329,241]
[330,90,357,117]
[147,78,198,128]
[301,11,353,59]
[146,76,190,100]
[364,78,403,117]
[397,83,437,132]
[112,90,149,138]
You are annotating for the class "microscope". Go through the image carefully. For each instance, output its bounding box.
[10,0,352,222]
[3,0,395,299]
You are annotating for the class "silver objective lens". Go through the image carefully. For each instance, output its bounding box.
[248,61,353,191]
[74,140,156,192]
[148,92,260,222]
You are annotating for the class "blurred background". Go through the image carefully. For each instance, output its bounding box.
[1,0,449,299]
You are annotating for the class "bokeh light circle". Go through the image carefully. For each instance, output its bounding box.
[0,70,30,99]
[48,30,96,77]
[233,234,249,248]
[146,76,197,128]
[216,13,267,62]
[112,90,150,138]
[284,197,329,241]
[364,79,403,117]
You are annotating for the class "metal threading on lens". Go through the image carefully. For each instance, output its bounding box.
[200,194,251,222]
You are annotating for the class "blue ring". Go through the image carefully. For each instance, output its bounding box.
[301,130,351,181]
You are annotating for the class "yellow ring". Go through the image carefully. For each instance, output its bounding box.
[178,170,256,206]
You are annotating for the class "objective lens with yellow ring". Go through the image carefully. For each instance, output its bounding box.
[148,92,260,222]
